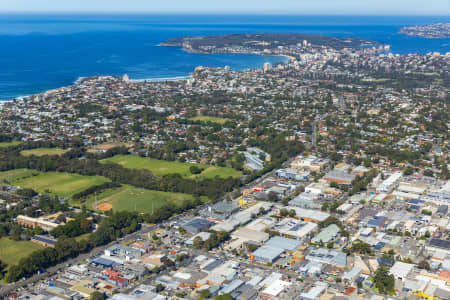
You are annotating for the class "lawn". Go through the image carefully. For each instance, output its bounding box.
[13,172,110,198]
[0,140,22,148]
[78,184,200,214]
[0,169,39,183]
[20,148,68,157]
[101,155,242,179]
[189,115,231,124]
[0,237,43,269]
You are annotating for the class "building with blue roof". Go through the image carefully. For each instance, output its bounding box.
[251,245,284,264]
[265,236,302,251]
[92,257,120,268]
[305,248,347,268]
[367,216,387,229]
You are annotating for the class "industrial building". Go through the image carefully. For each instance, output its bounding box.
[312,224,340,244]
[306,248,347,268]
[180,218,214,234]
[322,170,357,185]
[376,172,403,193]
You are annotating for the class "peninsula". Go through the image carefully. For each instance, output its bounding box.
[161,33,381,55]
[400,23,450,38]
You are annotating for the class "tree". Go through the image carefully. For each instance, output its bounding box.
[193,236,203,249]
[197,289,211,300]
[350,239,372,255]
[190,165,203,175]
[0,259,6,279]
[215,293,233,300]
[279,208,289,217]
[268,192,279,202]
[90,291,106,300]
[374,265,395,295]
[56,214,67,224]
[418,260,431,270]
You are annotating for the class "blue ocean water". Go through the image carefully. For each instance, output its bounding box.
[0,14,449,100]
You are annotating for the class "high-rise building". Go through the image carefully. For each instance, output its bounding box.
[264,62,272,73]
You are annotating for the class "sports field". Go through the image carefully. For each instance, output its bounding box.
[101,155,242,179]
[80,184,199,213]
[21,148,68,157]
[0,140,22,148]
[0,169,39,183]
[0,237,43,269]
[189,115,231,124]
[13,172,110,198]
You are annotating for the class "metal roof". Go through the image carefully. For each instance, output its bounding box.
[265,236,301,251]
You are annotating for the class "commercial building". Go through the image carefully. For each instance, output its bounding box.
[422,181,450,204]
[31,234,57,248]
[306,248,347,268]
[180,218,214,234]
[312,224,340,244]
[376,172,402,193]
[286,207,330,223]
[275,168,310,181]
[389,261,414,281]
[16,214,63,232]
[251,246,284,264]
[299,281,327,300]
[265,236,302,251]
[427,238,450,255]
[260,279,291,299]
[272,218,318,240]
[322,170,356,185]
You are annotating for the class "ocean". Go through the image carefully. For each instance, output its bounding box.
[0,14,449,100]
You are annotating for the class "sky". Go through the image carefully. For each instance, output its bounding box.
[1,0,449,15]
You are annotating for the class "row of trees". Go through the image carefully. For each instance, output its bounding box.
[0,149,241,201]
[72,182,121,200]
[193,230,230,251]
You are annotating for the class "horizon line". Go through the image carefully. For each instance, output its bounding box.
[0,11,449,16]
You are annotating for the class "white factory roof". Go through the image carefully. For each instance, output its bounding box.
[262,279,291,297]
[390,261,414,279]
[285,207,330,222]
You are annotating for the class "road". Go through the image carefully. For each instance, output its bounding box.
[0,156,295,296]
[0,224,156,296]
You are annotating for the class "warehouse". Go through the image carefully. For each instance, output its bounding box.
[251,246,284,264]
[427,238,450,255]
[389,261,414,281]
[312,224,340,244]
[265,236,302,251]
[285,207,330,223]
[180,218,214,234]
[322,170,356,185]
[273,218,318,240]
[306,248,347,268]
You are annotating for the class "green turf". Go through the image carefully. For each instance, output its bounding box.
[13,172,110,198]
[101,155,242,179]
[78,184,200,213]
[0,237,43,269]
[0,141,22,148]
[0,169,39,183]
[189,115,231,124]
[20,148,68,157]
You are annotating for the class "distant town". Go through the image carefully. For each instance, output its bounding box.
[0,32,448,300]
[400,23,450,39]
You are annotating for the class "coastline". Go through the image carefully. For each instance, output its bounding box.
[0,52,286,102]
